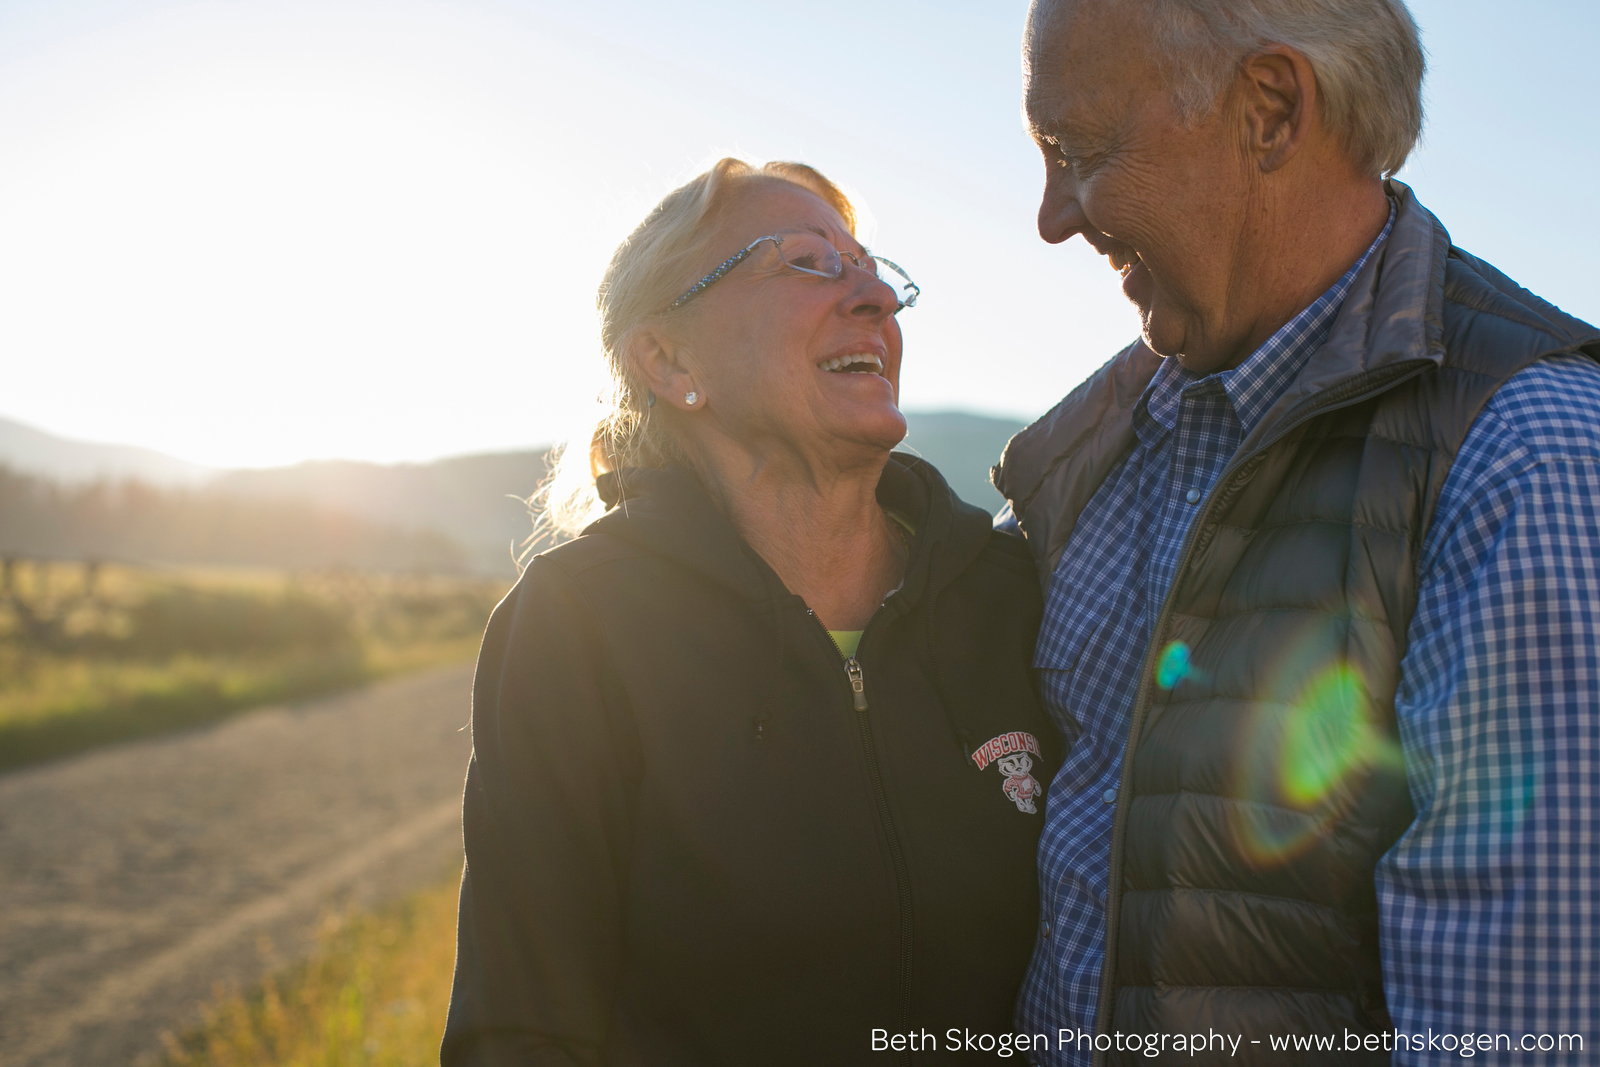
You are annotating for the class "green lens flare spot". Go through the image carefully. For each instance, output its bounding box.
[1277,664,1401,807]
[1155,641,1191,690]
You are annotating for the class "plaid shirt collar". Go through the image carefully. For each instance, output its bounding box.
[1140,201,1397,439]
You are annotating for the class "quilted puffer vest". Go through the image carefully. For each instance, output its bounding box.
[994,183,1600,1065]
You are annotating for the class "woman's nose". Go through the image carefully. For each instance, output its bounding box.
[842,261,898,320]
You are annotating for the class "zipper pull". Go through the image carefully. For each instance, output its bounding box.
[845,657,869,712]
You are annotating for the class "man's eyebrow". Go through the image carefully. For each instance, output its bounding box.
[1027,114,1076,144]
[1031,116,1113,157]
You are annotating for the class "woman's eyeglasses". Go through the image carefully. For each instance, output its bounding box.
[664,230,919,314]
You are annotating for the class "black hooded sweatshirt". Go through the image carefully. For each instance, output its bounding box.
[442,455,1057,1067]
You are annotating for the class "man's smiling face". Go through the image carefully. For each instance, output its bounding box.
[1024,0,1259,373]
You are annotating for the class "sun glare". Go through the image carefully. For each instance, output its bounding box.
[0,1,632,467]
[0,0,1140,469]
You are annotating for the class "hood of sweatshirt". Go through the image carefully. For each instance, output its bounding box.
[586,453,997,613]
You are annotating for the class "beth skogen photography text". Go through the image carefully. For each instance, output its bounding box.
[2,0,1595,1065]
[873,1028,1589,1058]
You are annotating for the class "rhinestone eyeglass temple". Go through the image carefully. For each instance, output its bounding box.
[666,248,759,312]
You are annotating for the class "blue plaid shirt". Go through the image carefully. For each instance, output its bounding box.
[1013,208,1600,1064]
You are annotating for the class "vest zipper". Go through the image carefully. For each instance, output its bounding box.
[815,614,915,1064]
[1090,360,1433,1064]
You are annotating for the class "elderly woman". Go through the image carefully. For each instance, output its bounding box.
[442,159,1054,1066]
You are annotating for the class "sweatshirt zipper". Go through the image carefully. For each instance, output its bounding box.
[816,616,915,1062]
[1089,361,1433,1065]
[846,656,869,712]
[846,655,915,1063]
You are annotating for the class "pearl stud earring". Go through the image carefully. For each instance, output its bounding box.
[684,391,699,406]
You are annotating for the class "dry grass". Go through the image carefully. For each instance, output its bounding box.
[0,561,506,770]
[162,874,462,1067]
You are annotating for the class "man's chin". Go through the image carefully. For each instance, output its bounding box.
[1137,295,1225,371]
[1137,305,1188,361]
[1127,274,1183,355]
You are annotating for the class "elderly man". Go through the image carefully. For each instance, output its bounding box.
[994,0,1600,1063]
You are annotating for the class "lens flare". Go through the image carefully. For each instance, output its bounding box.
[1277,664,1401,807]
[1231,661,1404,867]
[1155,640,1191,690]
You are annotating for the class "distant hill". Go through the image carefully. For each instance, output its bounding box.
[213,451,554,575]
[0,415,553,574]
[207,409,1025,574]
[0,415,214,487]
[0,409,1026,575]
[0,465,465,572]
[899,410,1026,513]
[208,409,1027,574]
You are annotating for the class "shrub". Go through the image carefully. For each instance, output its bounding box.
[124,589,357,658]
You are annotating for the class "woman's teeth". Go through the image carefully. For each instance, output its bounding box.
[1108,249,1141,278]
[818,354,884,374]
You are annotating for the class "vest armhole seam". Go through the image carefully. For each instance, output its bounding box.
[1212,516,1416,537]
[1113,982,1372,995]
[1126,788,1396,830]
[1158,603,1390,626]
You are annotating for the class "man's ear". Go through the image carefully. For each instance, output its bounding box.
[1238,46,1319,174]
[625,326,701,413]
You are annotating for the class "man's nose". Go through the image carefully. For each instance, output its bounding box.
[1038,164,1089,245]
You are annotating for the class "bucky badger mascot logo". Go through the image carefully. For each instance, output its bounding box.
[971,732,1042,814]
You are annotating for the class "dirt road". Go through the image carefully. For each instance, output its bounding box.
[0,664,476,1067]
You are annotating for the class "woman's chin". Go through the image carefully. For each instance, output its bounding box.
[828,401,907,455]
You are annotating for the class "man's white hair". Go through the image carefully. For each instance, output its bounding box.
[1146,0,1426,177]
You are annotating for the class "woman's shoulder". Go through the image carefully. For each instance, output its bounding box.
[975,523,1038,577]
[945,531,1042,618]
[526,529,650,585]
[489,532,655,633]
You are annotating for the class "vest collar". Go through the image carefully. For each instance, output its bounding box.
[996,181,1450,529]
[1235,180,1447,457]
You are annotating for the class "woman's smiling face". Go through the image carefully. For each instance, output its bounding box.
[660,180,908,473]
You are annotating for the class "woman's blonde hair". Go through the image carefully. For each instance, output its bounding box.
[534,158,859,546]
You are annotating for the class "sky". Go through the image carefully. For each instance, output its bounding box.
[1,0,1596,469]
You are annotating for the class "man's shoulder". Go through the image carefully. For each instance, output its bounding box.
[1439,248,1600,380]
[1470,354,1600,467]
[993,339,1157,512]
[1427,354,1600,564]
[1430,244,1600,476]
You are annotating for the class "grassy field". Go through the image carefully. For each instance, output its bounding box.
[0,559,506,771]
[161,871,462,1067]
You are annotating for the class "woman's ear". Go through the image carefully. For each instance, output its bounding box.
[626,325,703,413]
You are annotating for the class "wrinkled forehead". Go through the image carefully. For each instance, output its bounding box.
[1024,0,1152,136]
[715,180,862,257]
